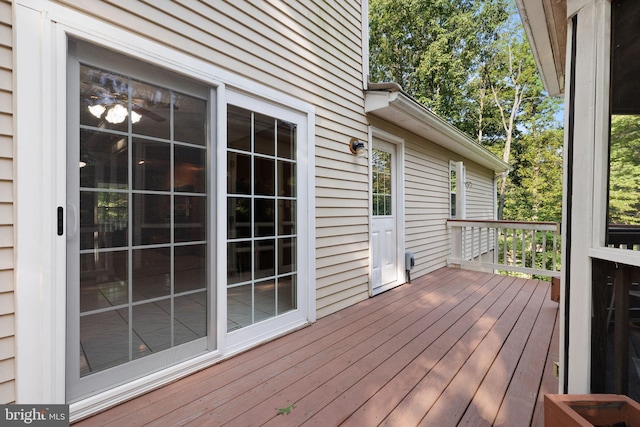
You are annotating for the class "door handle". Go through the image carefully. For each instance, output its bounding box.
[67,203,78,238]
[57,206,64,236]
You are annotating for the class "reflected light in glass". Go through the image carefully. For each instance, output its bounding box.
[88,104,106,119]
[131,110,142,124]
[105,104,128,124]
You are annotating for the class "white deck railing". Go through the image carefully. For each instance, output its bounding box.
[447,219,561,278]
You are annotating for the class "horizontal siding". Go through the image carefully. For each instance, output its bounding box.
[52,0,369,318]
[404,137,452,279]
[465,163,496,220]
[0,0,13,404]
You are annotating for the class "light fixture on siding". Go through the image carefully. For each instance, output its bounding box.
[465,181,472,189]
[349,137,367,157]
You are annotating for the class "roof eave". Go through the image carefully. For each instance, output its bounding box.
[365,89,509,173]
[515,0,567,97]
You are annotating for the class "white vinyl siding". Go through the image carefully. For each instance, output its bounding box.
[404,138,452,278]
[0,0,13,404]
[465,163,497,220]
[46,2,368,316]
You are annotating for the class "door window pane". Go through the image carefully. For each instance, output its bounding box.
[175,245,207,293]
[132,194,171,246]
[130,79,172,139]
[277,121,296,160]
[255,199,275,237]
[277,276,297,314]
[174,95,207,145]
[79,251,128,312]
[175,195,206,242]
[227,284,253,331]
[278,161,296,197]
[132,139,170,191]
[80,130,128,189]
[80,191,128,250]
[80,309,131,375]
[132,300,172,359]
[175,293,207,344]
[254,280,276,322]
[227,152,251,194]
[80,66,130,133]
[254,113,275,156]
[255,157,275,196]
[132,247,171,301]
[278,200,296,235]
[175,145,206,193]
[227,105,252,151]
[227,197,251,239]
[372,149,392,216]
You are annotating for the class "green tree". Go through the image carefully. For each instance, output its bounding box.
[369,0,509,127]
[504,129,563,222]
[481,17,559,219]
[609,115,640,224]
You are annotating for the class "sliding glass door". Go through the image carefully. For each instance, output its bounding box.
[66,41,212,401]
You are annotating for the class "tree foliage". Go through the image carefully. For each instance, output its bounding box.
[369,0,509,127]
[369,0,564,222]
[609,115,640,224]
[504,129,563,221]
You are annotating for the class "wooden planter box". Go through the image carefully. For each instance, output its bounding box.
[545,394,640,426]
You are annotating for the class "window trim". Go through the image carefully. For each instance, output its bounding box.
[15,2,316,419]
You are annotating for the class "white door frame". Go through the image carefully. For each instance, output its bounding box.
[369,127,405,296]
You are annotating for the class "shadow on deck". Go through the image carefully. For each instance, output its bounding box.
[75,267,559,426]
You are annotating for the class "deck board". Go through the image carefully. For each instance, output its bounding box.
[74,267,559,427]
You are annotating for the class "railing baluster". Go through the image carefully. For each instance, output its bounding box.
[446,219,561,277]
[503,228,508,267]
[520,229,527,268]
[530,229,535,269]
[553,230,558,272]
[543,231,547,270]
[494,227,499,267]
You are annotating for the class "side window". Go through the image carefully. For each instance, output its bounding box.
[450,161,457,218]
[450,161,466,219]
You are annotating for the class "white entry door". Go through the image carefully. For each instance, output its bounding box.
[371,138,401,295]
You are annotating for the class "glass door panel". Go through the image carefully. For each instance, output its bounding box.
[226,105,297,332]
[68,43,211,401]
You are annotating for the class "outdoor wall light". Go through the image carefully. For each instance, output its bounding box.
[349,137,367,157]
[465,181,473,189]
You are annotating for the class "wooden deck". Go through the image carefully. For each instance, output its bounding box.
[75,267,559,426]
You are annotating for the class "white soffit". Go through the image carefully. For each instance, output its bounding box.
[365,89,509,173]
[515,0,566,96]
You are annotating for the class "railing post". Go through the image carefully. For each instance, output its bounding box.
[452,224,461,262]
